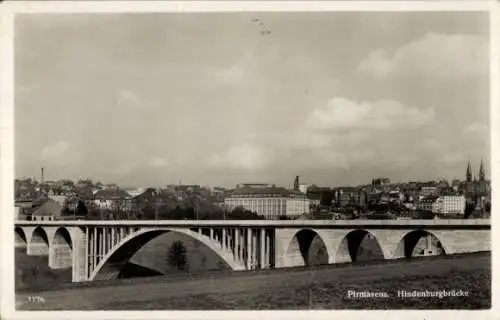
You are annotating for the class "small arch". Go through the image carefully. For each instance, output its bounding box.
[335,229,385,263]
[90,228,244,281]
[394,230,446,258]
[31,227,49,245]
[50,227,73,269]
[285,229,329,267]
[28,227,49,256]
[53,227,73,248]
[15,227,27,248]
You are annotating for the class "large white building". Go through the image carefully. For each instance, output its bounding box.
[435,195,466,215]
[224,183,310,219]
[417,195,466,215]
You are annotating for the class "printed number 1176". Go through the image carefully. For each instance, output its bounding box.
[28,296,45,303]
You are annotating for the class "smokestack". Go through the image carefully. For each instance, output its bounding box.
[41,167,44,184]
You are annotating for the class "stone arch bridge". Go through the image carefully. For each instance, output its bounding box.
[14,219,490,282]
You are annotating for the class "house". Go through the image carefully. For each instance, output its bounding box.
[31,199,63,221]
[416,195,440,212]
[132,188,157,210]
[419,186,438,198]
[93,188,133,211]
[48,195,68,208]
[333,187,366,208]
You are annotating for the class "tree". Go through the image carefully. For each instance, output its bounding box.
[228,207,265,220]
[464,202,475,219]
[168,240,188,270]
[76,200,88,216]
[142,204,156,220]
[61,207,72,216]
[485,201,491,213]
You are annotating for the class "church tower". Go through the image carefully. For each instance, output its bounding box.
[479,159,485,181]
[293,176,300,191]
[466,160,472,182]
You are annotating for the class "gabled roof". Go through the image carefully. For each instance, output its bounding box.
[48,195,68,207]
[94,188,132,200]
[32,194,49,208]
[32,199,63,216]
[337,187,361,193]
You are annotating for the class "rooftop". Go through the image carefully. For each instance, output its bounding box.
[228,185,307,198]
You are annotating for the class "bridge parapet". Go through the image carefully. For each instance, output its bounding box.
[14,219,491,228]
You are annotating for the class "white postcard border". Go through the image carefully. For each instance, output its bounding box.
[1,1,498,319]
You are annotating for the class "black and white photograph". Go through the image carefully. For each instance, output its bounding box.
[0,0,497,317]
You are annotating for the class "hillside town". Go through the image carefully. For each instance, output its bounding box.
[14,160,491,222]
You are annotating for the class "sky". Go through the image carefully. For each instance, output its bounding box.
[14,12,490,189]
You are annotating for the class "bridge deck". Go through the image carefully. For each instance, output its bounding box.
[14,219,491,228]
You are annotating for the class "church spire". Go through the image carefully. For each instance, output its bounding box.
[466,160,472,182]
[293,176,300,191]
[479,158,485,181]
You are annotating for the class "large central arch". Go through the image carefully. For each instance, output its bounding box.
[89,228,245,281]
[284,229,329,267]
[335,229,385,263]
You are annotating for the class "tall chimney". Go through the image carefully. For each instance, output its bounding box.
[41,167,44,184]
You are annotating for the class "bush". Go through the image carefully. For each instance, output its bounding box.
[168,240,188,271]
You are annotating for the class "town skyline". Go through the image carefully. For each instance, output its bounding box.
[15,12,490,188]
[15,159,490,191]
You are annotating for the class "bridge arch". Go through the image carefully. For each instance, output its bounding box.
[15,227,27,248]
[284,228,329,267]
[335,229,385,263]
[49,227,74,269]
[52,227,73,248]
[89,228,245,281]
[28,227,49,256]
[394,229,446,258]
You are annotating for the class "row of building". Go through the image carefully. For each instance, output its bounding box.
[15,161,491,220]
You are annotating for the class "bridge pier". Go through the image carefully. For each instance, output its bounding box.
[260,229,265,268]
[246,228,252,269]
[275,228,304,268]
[72,227,88,282]
[264,229,271,268]
[49,244,72,269]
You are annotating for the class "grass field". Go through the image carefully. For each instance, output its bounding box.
[16,248,490,310]
[100,267,490,310]
[15,249,72,292]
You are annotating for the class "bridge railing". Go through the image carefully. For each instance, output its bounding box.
[14,218,491,227]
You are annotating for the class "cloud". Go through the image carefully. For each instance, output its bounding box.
[214,64,247,85]
[208,143,275,171]
[109,163,137,176]
[117,89,140,108]
[148,157,169,168]
[306,97,434,131]
[437,152,465,164]
[464,122,489,135]
[41,140,81,166]
[417,138,441,152]
[357,33,488,80]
